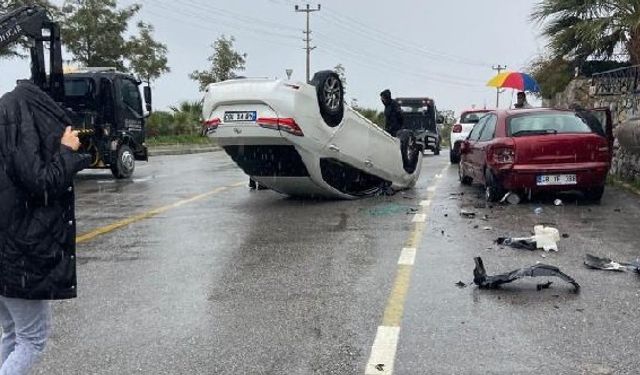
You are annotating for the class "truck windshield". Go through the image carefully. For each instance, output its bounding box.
[121,79,142,115]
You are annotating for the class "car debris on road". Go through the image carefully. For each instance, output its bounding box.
[473,257,580,292]
[496,225,561,252]
[460,209,476,218]
[584,254,640,273]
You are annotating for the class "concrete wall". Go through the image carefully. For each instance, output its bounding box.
[544,78,640,182]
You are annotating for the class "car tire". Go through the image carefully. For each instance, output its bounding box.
[458,165,472,185]
[311,70,344,127]
[450,149,461,164]
[110,144,135,179]
[584,185,605,202]
[433,142,440,155]
[398,131,420,174]
[484,168,504,202]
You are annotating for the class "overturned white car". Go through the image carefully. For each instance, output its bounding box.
[202,71,422,199]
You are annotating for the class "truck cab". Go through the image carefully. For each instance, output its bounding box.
[395,97,443,155]
[63,68,151,178]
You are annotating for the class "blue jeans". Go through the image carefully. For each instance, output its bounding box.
[0,297,51,375]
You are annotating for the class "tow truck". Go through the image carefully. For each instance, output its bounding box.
[0,5,152,178]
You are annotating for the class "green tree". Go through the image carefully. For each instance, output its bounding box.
[146,110,175,137]
[60,0,141,71]
[128,22,170,84]
[0,0,59,58]
[355,107,384,128]
[532,0,640,64]
[190,35,246,92]
[528,56,573,100]
[170,100,203,136]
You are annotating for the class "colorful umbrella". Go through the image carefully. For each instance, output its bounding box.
[487,72,540,93]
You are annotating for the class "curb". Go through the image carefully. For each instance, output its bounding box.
[148,146,221,157]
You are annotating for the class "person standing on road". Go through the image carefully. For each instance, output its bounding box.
[514,91,533,109]
[380,89,404,137]
[0,81,91,375]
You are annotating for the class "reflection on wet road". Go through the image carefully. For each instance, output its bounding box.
[33,151,640,374]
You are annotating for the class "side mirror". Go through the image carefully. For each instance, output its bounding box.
[436,115,445,124]
[143,85,152,113]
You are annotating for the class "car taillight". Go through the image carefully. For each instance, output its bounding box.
[492,147,515,164]
[203,118,221,129]
[452,124,463,133]
[257,117,304,136]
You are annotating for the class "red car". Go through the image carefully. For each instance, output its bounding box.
[458,108,613,202]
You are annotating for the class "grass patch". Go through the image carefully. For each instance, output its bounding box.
[146,135,215,146]
[607,174,640,195]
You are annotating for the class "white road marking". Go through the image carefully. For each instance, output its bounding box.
[412,214,426,223]
[435,174,442,179]
[419,200,431,207]
[397,248,416,266]
[426,186,436,193]
[364,326,401,375]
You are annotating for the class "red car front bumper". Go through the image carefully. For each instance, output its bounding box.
[493,162,610,192]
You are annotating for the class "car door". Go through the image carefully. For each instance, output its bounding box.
[475,114,498,184]
[587,107,613,155]
[464,116,487,180]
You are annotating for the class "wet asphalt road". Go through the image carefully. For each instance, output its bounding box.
[33,151,640,374]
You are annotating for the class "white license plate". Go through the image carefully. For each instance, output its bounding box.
[536,174,577,186]
[223,111,257,122]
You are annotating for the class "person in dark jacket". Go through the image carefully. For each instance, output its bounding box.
[380,89,404,137]
[0,81,90,374]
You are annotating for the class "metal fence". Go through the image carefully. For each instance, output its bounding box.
[592,65,640,96]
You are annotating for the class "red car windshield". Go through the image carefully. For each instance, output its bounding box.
[508,113,594,137]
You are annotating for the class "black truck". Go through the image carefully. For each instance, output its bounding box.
[0,6,151,178]
[395,97,443,155]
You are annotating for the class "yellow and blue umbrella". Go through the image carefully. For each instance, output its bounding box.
[487,72,540,93]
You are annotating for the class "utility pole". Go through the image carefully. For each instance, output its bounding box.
[492,64,507,108]
[295,3,321,83]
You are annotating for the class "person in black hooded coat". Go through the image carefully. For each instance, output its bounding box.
[380,89,404,137]
[0,81,90,374]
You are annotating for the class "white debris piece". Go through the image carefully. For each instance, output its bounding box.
[532,225,560,252]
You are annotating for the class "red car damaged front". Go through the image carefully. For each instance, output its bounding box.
[460,109,613,201]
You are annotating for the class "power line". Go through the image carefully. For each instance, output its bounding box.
[294,3,321,83]
[320,7,490,68]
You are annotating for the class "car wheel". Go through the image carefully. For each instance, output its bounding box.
[450,149,461,164]
[399,131,420,174]
[110,144,135,179]
[458,165,472,185]
[311,70,344,127]
[584,185,605,202]
[433,143,440,155]
[484,169,504,202]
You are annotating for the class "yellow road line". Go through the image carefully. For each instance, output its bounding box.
[76,183,242,244]
[382,265,413,327]
[365,165,449,374]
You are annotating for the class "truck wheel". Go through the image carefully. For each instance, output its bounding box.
[399,131,420,174]
[111,144,135,179]
[311,70,344,127]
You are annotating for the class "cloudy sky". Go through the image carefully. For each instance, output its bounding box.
[0,0,546,114]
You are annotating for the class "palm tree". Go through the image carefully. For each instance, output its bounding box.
[169,100,203,135]
[532,0,640,64]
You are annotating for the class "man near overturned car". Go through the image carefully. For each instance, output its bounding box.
[0,81,91,374]
[380,89,404,137]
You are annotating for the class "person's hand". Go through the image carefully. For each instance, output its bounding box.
[61,126,81,151]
